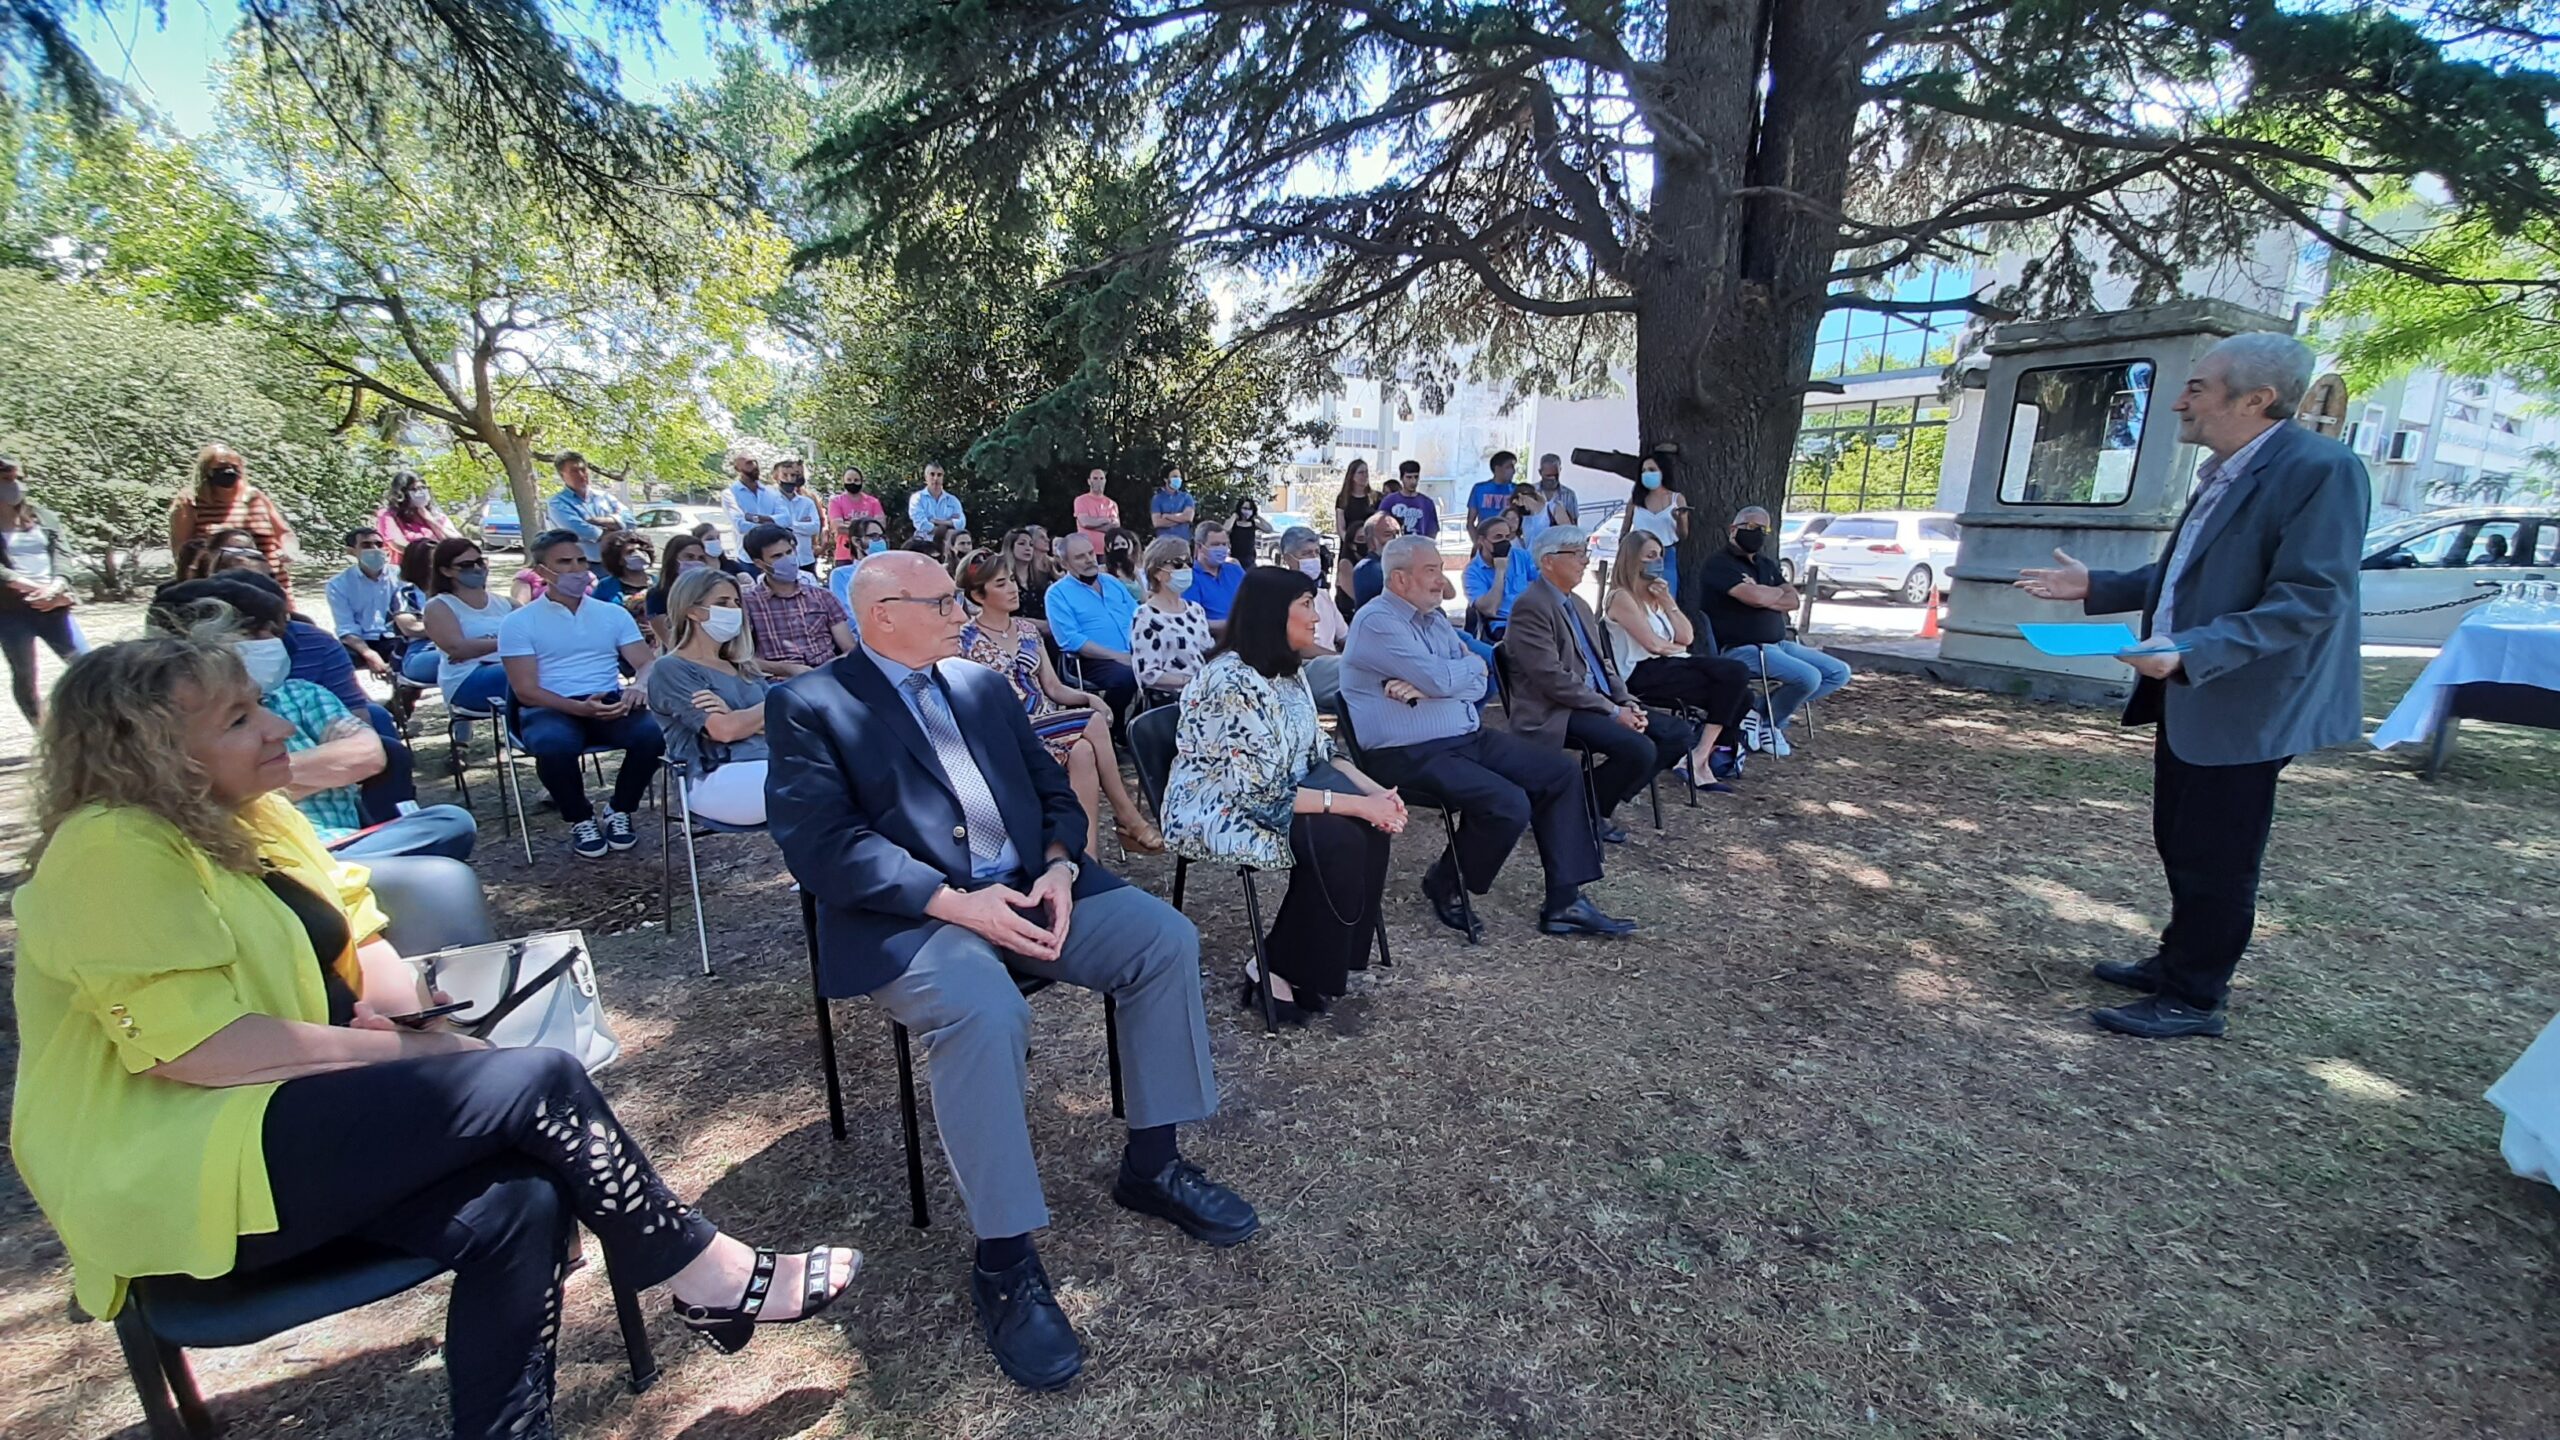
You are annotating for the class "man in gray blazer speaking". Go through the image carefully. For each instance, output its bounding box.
[2017,333,2367,1040]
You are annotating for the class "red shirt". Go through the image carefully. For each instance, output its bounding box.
[1073,492,1121,532]
[828,492,885,560]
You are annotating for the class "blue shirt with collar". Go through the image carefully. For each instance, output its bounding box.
[1462,548,1536,630]
[545,485,629,561]
[1187,559,1247,621]
[325,563,407,640]
[860,646,1020,881]
[1045,570,1140,654]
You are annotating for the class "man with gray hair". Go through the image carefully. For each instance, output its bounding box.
[2018,331,2367,1040]
[1501,525,1699,844]
[1340,534,1626,938]
[1277,525,1349,706]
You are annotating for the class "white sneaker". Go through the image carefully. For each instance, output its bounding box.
[1739,712,1771,753]
[1770,727,1795,758]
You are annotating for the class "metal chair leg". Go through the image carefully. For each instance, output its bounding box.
[803,889,846,1142]
[1648,769,1663,830]
[606,1258,661,1394]
[678,781,712,977]
[1440,809,1477,945]
[1171,854,1188,912]
[160,1339,211,1438]
[893,1020,929,1229]
[1374,905,1393,968]
[1240,868,1276,1034]
[1103,994,1126,1118]
[500,730,533,863]
[658,769,673,927]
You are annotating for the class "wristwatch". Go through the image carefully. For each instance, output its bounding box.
[1046,856,1080,883]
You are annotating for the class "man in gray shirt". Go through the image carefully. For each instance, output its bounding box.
[1340,536,1630,939]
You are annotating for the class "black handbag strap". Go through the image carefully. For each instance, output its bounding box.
[465,944,587,1036]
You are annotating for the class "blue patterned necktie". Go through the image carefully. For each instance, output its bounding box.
[902,671,1008,872]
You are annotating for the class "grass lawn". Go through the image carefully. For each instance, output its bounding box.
[1,643,2554,1439]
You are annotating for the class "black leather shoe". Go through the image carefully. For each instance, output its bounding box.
[1599,821,1630,845]
[2092,995,2227,1039]
[1236,979,1313,1027]
[1422,876,1483,942]
[969,1254,1083,1391]
[1539,895,1636,937]
[1111,1158,1261,1247]
[2091,955,2165,992]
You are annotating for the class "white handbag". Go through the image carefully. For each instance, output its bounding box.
[415,930,622,1072]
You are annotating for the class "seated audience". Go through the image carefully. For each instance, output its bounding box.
[941,527,978,571]
[325,527,420,682]
[149,579,476,862]
[643,532,714,646]
[645,569,773,827]
[1699,505,1851,749]
[1462,510,1533,637]
[1133,537,1215,694]
[1100,526,1142,587]
[183,525,268,582]
[419,537,514,714]
[1043,532,1143,716]
[767,550,1256,1393]
[11,637,856,1440]
[1274,525,1347,707]
[956,549,1163,855]
[832,517,889,613]
[1000,527,1057,627]
[1340,536,1630,939]
[1187,522,1247,623]
[394,539,443,688]
[1164,567,1403,1024]
[1605,530,1748,789]
[592,530,657,618]
[1499,526,1701,841]
[497,530,665,859]
[695,520,753,578]
[1348,510,1400,613]
[738,522,856,676]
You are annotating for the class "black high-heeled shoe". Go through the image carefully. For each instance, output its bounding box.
[1236,979,1314,1027]
[674,1245,861,1354]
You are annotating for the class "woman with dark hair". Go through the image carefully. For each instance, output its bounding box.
[953,549,1163,856]
[692,520,752,578]
[395,540,444,686]
[999,526,1058,624]
[1227,497,1275,566]
[591,530,656,618]
[1618,452,1690,602]
[1100,525,1142,586]
[1162,566,1404,1023]
[418,536,514,712]
[643,532,713,645]
[1334,460,1378,564]
[183,526,269,582]
[374,471,452,549]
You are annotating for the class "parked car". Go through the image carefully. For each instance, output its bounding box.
[1779,513,1831,584]
[632,503,732,554]
[1806,511,1960,604]
[478,497,520,551]
[2360,505,2560,645]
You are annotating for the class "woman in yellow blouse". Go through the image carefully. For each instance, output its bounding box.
[11,638,858,1440]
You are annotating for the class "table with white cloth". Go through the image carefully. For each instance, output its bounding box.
[2370,611,2560,777]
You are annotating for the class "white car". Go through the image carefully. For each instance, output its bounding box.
[2360,505,2560,645]
[1805,510,1960,604]
[1779,514,1831,584]
[631,503,732,554]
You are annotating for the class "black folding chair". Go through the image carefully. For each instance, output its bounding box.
[1326,695,1478,945]
[801,887,1123,1229]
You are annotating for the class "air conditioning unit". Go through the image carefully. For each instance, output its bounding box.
[2385,430,2422,463]
[2343,422,2373,455]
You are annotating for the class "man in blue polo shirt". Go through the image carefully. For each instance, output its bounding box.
[1044,531,1142,716]
[498,529,665,859]
[1465,451,1521,535]
[1187,521,1247,624]
[1462,511,1534,636]
[1148,467,1196,541]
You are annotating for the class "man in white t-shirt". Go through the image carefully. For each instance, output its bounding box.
[498,529,665,858]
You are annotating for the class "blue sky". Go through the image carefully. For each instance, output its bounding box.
[71,0,746,136]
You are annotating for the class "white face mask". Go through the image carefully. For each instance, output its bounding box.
[1297,557,1324,579]
[703,537,723,557]
[698,606,745,643]
[235,637,292,693]
[1165,568,1194,595]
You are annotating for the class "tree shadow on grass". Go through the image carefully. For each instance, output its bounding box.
[87,1338,443,1440]
[671,1384,837,1440]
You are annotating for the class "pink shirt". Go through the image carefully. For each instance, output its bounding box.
[1074,492,1121,532]
[828,492,885,560]
[374,506,450,549]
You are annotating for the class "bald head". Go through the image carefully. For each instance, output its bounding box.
[851,550,965,666]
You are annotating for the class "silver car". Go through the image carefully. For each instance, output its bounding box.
[1779,514,1830,584]
[2360,505,2559,645]
[1805,510,1960,604]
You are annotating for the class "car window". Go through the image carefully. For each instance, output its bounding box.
[2528,522,2560,567]
[2456,520,2525,566]
[1921,519,1960,543]
[2385,522,2468,567]
[1826,518,1897,540]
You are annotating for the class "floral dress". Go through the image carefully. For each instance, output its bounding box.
[1163,653,1330,870]
[960,616,1091,759]
[1130,598,1215,690]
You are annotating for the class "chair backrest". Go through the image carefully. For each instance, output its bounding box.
[1126,703,1180,821]
[1324,693,1366,766]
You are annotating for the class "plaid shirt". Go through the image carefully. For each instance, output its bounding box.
[739,575,849,667]
[264,678,369,840]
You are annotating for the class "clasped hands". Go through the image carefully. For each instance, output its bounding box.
[931,863,1077,963]
[570,687,643,719]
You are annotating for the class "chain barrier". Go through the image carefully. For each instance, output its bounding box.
[2364,592,2499,618]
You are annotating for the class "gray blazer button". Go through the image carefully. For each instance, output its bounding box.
[953,825,968,841]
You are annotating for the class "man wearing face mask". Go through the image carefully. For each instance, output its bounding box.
[776,460,824,567]
[497,531,665,859]
[1186,522,1247,625]
[1535,453,1580,529]
[1462,512,1535,637]
[1278,526,1349,707]
[147,578,479,861]
[736,523,857,677]
[1700,506,1850,749]
[1149,466,1195,542]
[325,527,423,681]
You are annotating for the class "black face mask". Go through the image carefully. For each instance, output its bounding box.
[1734,528,1767,554]
[1488,539,1513,560]
[206,464,242,488]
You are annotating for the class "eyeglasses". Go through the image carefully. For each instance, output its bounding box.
[883,593,962,616]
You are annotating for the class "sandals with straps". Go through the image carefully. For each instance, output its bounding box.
[674,1245,861,1354]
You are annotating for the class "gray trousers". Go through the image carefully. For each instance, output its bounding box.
[872,885,1215,1238]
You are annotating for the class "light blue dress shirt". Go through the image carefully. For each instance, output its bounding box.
[780,492,823,565]
[908,488,967,536]
[1044,571,1140,655]
[324,565,407,640]
[861,647,1020,881]
[1339,589,1488,751]
[545,485,630,561]
[725,480,785,534]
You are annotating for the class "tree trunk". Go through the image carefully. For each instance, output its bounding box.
[488,428,542,540]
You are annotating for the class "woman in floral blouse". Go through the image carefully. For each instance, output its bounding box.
[1163,566,1404,1024]
[1131,536,1214,697]
[953,550,1165,856]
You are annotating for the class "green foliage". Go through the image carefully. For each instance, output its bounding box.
[0,100,265,322]
[0,271,371,591]
[2317,209,2560,393]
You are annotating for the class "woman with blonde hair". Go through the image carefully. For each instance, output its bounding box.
[1130,535,1214,695]
[168,443,297,600]
[1603,528,1749,791]
[11,638,857,1440]
[954,548,1164,855]
[643,567,775,826]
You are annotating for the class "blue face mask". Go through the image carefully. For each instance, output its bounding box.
[1640,471,1663,490]
[1642,560,1666,580]
[356,549,387,576]
[866,539,888,555]
[1204,545,1230,567]
[766,557,802,584]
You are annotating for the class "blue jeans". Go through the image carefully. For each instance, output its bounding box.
[332,804,481,862]
[401,642,443,685]
[446,665,511,714]
[515,700,663,823]
[1721,641,1850,726]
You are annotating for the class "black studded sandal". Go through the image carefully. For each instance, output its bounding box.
[674,1246,861,1354]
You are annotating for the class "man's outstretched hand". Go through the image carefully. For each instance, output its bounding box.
[2014,548,2091,602]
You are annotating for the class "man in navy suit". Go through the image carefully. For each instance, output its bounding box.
[768,551,1257,1391]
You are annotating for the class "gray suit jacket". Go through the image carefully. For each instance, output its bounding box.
[2084,421,2368,766]
[1500,578,1631,747]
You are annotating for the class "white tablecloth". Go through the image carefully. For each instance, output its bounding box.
[2371,613,2560,750]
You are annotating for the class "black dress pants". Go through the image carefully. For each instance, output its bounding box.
[1626,654,1753,733]
[234,1047,719,1440]
[2151,727,2290,1011]
[1561,708,1698,818]
[1266,811,1392,998]
[0,604,77,722]
[1364,728,1598,907]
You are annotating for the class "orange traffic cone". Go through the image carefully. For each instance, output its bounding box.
[1919,586,1943,639]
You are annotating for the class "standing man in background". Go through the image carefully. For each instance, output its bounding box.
[544,450,628,563]
[909,462,967,549]
[1380,459,1440,537]
[1534,453,1580,529]
[777,464,823,568]
[2017,332,2367,1041]
[1466,451,1520,535]
[1149,466,1196,542]
[724,452,779,539]
[1075,466,1122,538]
